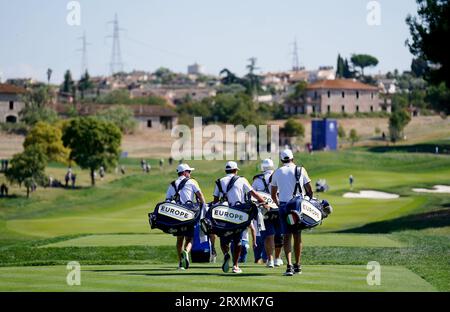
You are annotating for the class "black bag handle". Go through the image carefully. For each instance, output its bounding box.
[292,166,303,197]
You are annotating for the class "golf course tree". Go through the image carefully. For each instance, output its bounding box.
[388,94,411,143]
[336,54,355,79]
[62,117,122,186]
[283,118,305,142]
[220,68,241,86]
[23,122,70,164]
[95,105,138,134]
[5,145,48,198]
[287,81,308,103]
[406,0,450,115]
[19,86,58,127]
[349,129,360,146]
[338,124,346,140]
[389,109,412,143]
[60,70,76,99]
[77,70,93,100]
[350,54,379,78]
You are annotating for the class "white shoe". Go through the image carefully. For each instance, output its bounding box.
[266,260,274,268]
[232,266,242,274]
[274,258,284,267]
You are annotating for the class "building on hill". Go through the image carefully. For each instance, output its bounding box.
[54,103,178,131]
[0,83,27,123]
[187,63,204,76]
[284,79,391,115]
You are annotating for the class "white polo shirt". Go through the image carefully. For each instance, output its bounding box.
[213,174,253,206]
[252,170,273,192]
[270,163,311,203]
[166,176,201,204]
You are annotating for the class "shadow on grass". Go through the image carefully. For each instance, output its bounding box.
[125,272,266,277]
[367,142,450,154]
[87,267,268,277]
[340,208,450,234]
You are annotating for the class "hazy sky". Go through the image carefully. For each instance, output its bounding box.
[0,0,419,83]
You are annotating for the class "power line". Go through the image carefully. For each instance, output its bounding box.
[77,31,90,76]
[108,13,124,74]
[291,37,300,72]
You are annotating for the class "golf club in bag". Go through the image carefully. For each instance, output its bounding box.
[200,201,258,238]
[251,191,279,221]
[285,196,333,230]
[148,201,202,236]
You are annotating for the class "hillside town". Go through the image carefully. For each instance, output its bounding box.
[1,60,426,131]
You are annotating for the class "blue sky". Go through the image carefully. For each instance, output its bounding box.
[0,0,419,83]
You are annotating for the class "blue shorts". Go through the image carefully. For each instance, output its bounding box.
[220,231,243,247]
[175,226,194,238]
[261,217,281,237]
[279,202,301,235]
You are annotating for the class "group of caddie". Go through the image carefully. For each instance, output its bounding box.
[164,149,313,276]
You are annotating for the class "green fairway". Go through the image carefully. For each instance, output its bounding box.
[1,149,449,292]
[0,264,436,292]
[40,233,405,248]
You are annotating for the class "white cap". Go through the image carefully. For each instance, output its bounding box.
[225,161,239,171]
[261,159,274,171]
[176,163,195,173]
[280,149,294,161]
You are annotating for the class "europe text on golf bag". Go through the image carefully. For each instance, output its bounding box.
[201,202,258,237]
[148,201,201,236]
[285,196,332,230]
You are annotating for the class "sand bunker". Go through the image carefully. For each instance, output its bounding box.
[412,185,450,194]
[343,190,400,199]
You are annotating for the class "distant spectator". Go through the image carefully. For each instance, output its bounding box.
[120,165,126,175]
[145,163,151,173]
[436,146,439,154]
[141,159,146,171]
[99,166,105,180]
[65,173,70,188]
[0,183,6,197]
[71,174,77,189]
[31,180,37,192]
[65,167,73,188]
[4,160,8,171]
[349,175,354,190]
[169,157,173,166]
[159,158,164,169]
[382,132,386,140]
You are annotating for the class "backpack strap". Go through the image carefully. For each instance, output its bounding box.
[216,175,240,203]
[292,166,303,197]
[171,177,190,202]
[226,175,240,193]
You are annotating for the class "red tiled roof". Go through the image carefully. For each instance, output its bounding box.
[0,83,27,94]
[307,79,378,91]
